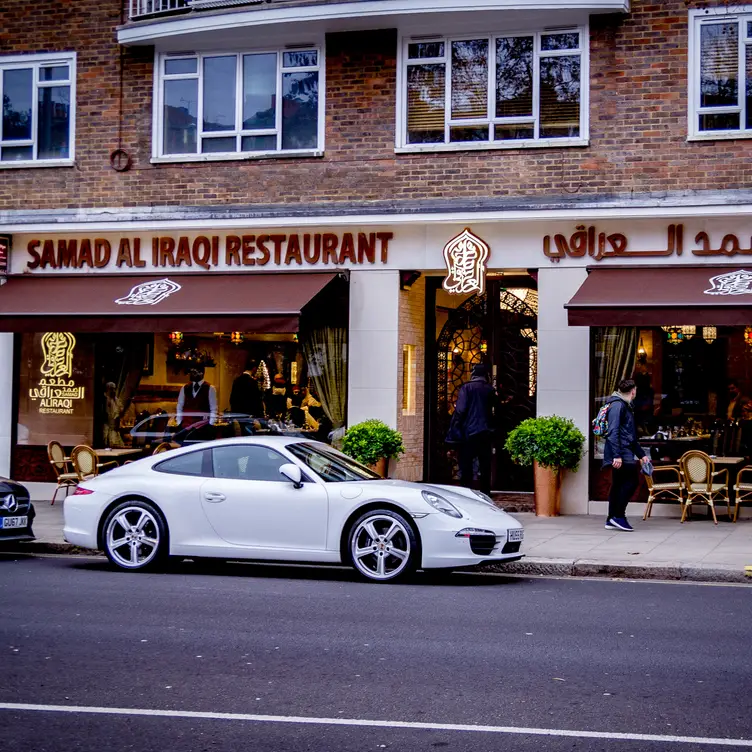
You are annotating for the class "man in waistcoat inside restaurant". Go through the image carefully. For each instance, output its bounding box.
[177,366,218,428]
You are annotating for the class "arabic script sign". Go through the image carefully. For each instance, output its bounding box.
[705,269,752,296]
[0,235,9,275]
[116,278,182,306]
[30,333,86,415]
[544,224,752,263]
[442,228,490,295]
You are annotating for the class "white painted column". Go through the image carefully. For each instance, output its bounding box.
[347,270,400,428]
[536,267,591,515]
[0,333,13,477]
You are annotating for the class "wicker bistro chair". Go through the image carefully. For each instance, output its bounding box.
[732,466,752,522]
[70,445,118,482]
[678,450,731,525]
[642,465,684,520]
[47,441,78,506]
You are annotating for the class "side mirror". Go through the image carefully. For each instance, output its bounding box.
[279,463,303,489]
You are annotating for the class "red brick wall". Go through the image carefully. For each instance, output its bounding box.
[0,0,748,211]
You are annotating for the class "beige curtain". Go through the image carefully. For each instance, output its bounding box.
[302,327,347,429]
[595,327,638,401]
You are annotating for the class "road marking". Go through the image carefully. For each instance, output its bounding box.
[1,703,751,747]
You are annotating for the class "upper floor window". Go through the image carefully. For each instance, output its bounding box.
[690,10,752,139]
[156,48,322,161]
[0,52,75,167]
[398,29,587,151]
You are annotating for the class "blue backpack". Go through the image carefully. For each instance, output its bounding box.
[592,403,610,436]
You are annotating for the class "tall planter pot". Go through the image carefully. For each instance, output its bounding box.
[368,457,388,478]
[534,461,561,517]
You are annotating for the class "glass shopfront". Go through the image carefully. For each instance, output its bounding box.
[590,324,752,500]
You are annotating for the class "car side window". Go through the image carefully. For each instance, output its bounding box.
[212,445,288,482]
[155,449,211,477]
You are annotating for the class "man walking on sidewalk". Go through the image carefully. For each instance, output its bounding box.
[604,378,650,532]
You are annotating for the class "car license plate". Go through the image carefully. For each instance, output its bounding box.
[507,528,524,542]
[2,516,27,529]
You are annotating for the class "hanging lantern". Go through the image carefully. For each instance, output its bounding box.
[702,326,717,344]
[637,337,646,357]
[480,340,488,353]
[230,331,244,345]
[169,331,184,345]
[681,325,696,337]
[745,327,752,347]
[665,326,683,345]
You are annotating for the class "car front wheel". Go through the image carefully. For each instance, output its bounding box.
[348,509,418,583]
[102,501,167,572]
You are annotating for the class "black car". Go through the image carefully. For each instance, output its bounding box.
[0,478,35,543]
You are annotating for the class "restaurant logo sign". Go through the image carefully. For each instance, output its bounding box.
[442,228,491,296]
[704,269,752,296]
[116,278,182,306]
[29,332,86,415]
[0,234,9,275]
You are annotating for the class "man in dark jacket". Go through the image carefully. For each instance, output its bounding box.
[230,358,265,417]
[450,363,499,496]
[603,378,649,532]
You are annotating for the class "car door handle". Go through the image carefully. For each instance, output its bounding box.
[204,492,226,503]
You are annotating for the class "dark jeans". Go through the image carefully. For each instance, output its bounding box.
[459,432,493,495]
[608,463,639,520]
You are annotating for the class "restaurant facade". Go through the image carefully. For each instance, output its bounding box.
[4,206,752,516]
[3,0,752,513]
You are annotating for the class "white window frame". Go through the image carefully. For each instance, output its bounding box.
[0,51,76,169]
[688,6,752,141]
[395,27,589,153]
[152,44,325,163]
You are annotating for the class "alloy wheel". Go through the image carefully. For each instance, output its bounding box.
[105,506,161,569]
[350,514,412,581]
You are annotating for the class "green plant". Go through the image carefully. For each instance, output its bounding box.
[341,419,405,466]
[504,415,585,472]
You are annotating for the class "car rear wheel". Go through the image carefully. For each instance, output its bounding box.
[103,501,167,572]
[348,509,418,583]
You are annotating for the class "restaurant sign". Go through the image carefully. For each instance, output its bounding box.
[28,332,86,415]
[543,224,752,263]
[442,228,490,295]
[25,231,394,271]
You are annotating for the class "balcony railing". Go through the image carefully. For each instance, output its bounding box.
[129,0,191,19]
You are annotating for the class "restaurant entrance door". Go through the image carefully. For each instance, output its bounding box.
[426,276,538,492]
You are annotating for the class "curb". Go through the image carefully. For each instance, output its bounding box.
[2,544,750,583]
[485,557,752,584]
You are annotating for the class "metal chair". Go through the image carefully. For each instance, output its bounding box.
[678,450,730,525]
[642,464,684,520]
[152,442,172,455]
[732,466,752,522]
[71,445,118,482]
[47,441,78,506]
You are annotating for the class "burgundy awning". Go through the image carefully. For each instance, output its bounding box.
[0,272,338,332]
[566,266,752,326]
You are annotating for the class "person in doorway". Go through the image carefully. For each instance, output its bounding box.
[726,381,750,420]
[603,378,650,532]
[177,366,217,428]
[230,358,265,418]
[448,363,499,496]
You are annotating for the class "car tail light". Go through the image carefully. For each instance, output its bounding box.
[72,486,94,496]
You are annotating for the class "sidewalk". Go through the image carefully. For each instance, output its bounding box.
[5,502,752,583]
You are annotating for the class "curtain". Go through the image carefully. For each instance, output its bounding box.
[302,327,347,431]
[595,327,638,401]
[103,337,147,448]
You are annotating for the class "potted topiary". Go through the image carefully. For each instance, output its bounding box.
[341,419,405,478]
[504,415,586,517]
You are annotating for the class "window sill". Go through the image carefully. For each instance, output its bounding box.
[0,159,75,170]
[394,137,589,154]
[687,131,752,143]
[151,150,324,164]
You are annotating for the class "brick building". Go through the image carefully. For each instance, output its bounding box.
[2,0,752,515]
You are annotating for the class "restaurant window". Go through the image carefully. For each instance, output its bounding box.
[590,325,752,500]
[399,29,586,151]
[690,9,752,139]
[157,47,322,160]
[0,52,75,166]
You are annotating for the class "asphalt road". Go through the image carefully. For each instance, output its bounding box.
[1,554,751,751]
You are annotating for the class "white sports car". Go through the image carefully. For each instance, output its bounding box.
[63,437,524,583]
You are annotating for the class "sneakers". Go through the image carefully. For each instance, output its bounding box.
[607,517,634,532]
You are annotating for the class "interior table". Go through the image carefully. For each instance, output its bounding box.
[94,448,144,465]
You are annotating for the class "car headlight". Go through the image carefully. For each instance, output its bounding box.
[421,490,462,518]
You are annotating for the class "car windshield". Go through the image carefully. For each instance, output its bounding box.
[286,443,380,483]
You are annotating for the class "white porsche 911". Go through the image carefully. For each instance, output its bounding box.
[63,437,524,583]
